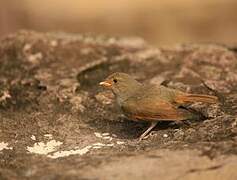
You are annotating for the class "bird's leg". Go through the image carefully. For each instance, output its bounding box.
[139,121,158,141]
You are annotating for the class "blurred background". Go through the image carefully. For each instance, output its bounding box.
[1,0,237,46]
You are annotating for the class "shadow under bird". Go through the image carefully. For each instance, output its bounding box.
[99,72,218,141]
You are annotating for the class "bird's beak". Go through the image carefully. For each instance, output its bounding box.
[99,81,112,88]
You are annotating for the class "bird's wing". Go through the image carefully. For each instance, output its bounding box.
[174,93,218,104]
[152,85,218,105]
[121,96,191,121]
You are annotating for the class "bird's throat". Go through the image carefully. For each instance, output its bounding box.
[114,83,142,105]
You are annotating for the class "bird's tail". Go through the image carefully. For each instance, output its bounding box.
[175,93,218,104]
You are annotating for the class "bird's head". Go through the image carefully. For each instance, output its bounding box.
[99,72,142,100]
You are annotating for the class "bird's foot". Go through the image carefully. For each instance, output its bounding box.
[138,122,158,142]
[138,132,156,142]
[138,134,148,142]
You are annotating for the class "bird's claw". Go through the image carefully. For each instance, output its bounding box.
[138,131,156,142]
[138,135,148,142]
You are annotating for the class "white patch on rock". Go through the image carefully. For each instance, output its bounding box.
[93,143,114,147]
[0,142,12,151]
[0,91,11,102]
[48,145,92,159]
[116,141,125,145]
[48,142,114,159]
[102,133,110,136]
[105,143,114,147]
[25,132,125,159]
[26,132,117,159]
[94,132,113,141]
[31,135,36,141]
[112,134,117,137]
[28,52,42,65]
[94,132,103,138]
[93,142,107,147]
[93,146,102,149]
[44,134,53,139]
[27,140,63,155]
[23,44,32,52]
[50,40,58,47]
[102,136,113,141]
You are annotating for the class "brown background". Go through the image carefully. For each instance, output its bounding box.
[1,0,237,45]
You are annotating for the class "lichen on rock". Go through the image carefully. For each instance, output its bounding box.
[0,31,236,179]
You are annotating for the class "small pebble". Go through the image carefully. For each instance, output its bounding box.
[104,137,113,141]
[102,133,110,136]
[44,134,53,139]
[116,141,125,145]
[92,146,102,149]
[23,44,32,52]
[31,135,36,141]
[94,132,103,138]
[106,143,114,147]
[112,134,117,137]
[50,40,58,47]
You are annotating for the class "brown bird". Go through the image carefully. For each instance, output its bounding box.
[99,72,218,141]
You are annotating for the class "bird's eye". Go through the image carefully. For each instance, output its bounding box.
[113,79,118,83]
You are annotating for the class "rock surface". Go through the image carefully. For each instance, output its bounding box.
[0,31,236,179]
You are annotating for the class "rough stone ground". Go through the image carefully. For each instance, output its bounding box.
[0,31,236,180]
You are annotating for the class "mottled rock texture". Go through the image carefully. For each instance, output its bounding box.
[0,31,236,179]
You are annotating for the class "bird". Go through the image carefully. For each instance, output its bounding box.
[99,72,218,141]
